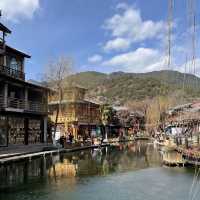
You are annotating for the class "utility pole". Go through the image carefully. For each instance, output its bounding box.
[167,0,173,69]
[186,0,197,89]
[187,0,196,75]
[183,55,187,93]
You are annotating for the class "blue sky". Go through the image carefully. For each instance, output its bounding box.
[0,0,199,80]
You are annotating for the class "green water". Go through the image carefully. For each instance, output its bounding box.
[0,141,198,200]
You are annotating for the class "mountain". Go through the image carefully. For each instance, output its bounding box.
[66,71,107,89]
[65,70,200,104]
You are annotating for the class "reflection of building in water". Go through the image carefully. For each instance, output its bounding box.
[48,159,78,190]
[49,159,77,178]
[0,156,78,190]
[108,141,162,172]
[162,151,183,164]
[145,143,162,167]
[0,141,164,192]
[0,158,47,190]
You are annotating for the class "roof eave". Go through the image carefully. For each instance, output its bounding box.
[0,23,11,34]
[6,45,31,58]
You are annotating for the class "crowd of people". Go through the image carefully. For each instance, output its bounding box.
[59,132,74,147]
[56,127,148,148]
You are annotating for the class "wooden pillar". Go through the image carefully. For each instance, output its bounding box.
[40,118,44,143]
[4,83,8,107]
[22,59,25,74]
[40,116,48,143]
[25,87,28,110]
[6,116,9,146]
[72,124,77,140]
[43,116,47,143]
[75,126,78,140]
[3,54,6,66]
[24,118,29,145]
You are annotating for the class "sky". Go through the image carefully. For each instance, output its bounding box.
[0,0,200,80]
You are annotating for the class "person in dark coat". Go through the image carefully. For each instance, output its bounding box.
[68,133,74,144]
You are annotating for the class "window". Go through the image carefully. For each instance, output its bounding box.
[10,57,18,71]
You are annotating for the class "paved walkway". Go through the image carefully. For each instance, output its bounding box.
[0,143,55,159]
[0,138,149,163]
[0,143,110,164]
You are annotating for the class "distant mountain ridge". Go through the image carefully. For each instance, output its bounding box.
[65,70,200,104]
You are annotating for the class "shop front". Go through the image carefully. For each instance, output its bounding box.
[0,114,47,147]
[0,116,8,146]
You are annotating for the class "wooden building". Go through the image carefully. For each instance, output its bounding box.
[49,86,101,139]
[0,22,49,147]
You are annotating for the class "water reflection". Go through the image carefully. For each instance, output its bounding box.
[60,141,162,177]
[1,141,199,200]
[0,141,162,192]
[162,150,184,164]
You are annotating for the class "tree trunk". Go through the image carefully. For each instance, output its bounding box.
[53,104,59,138]
[53,88,62,140]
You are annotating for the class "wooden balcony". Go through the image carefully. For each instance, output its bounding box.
[0,65,25,80]
[28,100,47,113]
[7,97,25,109]
[0,95,47,113]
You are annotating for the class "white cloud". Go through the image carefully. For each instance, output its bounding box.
[103,4,165,51]
[145,56,169,72]
[102,47,166,73]
[104,38,131,51]
[0,0,40,22]
[116,3,129,10]
[88,54,103,63]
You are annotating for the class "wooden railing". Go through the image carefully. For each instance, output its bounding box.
[7,97,25,109]
[0,96,47,113]
[50,114,75,123]
[28,100,47,113]
[50,113,100,124]
[0,65,25,80]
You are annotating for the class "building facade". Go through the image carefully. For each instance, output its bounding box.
[0,22,49,147]
[49,86,101,139]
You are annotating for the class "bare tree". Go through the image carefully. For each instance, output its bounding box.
[44,56,73,141]
[125,99,149,117]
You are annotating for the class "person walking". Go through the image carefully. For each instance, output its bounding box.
[68,132,74,144]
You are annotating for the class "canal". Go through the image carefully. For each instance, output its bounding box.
[0,141,199,200]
